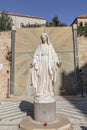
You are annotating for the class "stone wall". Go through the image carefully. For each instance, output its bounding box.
[0,32,11,97]
[2,28,87,97]
[78,36,87,94]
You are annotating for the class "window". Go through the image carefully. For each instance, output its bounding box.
[79,22,83,27]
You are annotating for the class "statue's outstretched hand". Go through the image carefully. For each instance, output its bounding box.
[30,63,34,68]
[57,62,61,68]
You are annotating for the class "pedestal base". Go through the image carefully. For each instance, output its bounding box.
[19,115,71,130]
[34,101,56,122]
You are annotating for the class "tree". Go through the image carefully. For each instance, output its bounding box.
[77,25,87,37]
[52,16,60,26]
[46,16,67,27]
[0,12,13,31]
[58,22,67,27]
[46,21,53,27]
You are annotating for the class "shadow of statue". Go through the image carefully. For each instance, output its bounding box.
[59,63,87,118]
[19,101,34,119]
[81,126,87,130]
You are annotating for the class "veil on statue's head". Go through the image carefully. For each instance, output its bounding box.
[41,33,51,45]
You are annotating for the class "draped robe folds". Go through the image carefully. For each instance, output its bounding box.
[31,42,60,103]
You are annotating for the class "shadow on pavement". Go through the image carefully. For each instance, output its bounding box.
[19,101,34,119]
[81,126,87,130]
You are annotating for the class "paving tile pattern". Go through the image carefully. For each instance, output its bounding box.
[0,100,87,130]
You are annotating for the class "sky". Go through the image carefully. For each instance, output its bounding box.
[0,0,87,25]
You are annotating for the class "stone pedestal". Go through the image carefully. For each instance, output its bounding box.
[34,101,56,123]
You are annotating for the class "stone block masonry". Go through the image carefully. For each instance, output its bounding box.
[0,32,11,97]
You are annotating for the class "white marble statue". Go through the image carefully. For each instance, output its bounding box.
[31,33,61,103]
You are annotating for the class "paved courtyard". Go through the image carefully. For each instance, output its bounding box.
[0,96,87,130]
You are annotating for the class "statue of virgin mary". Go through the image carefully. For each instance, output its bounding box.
[31,33,61,103]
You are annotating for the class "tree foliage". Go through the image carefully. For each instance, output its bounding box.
[46,16,67,27]
[77,25,87,37]
[0,12,13,31]
[52,16,60,26]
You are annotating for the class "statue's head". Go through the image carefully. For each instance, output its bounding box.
[41,33,49,44]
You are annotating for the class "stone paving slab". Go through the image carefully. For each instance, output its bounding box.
[0,125,18,130]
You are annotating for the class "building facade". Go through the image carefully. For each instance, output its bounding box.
[71,14,87,27]
[0,11,46,28]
